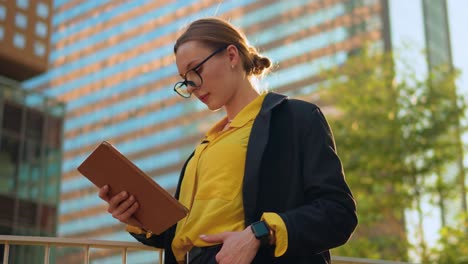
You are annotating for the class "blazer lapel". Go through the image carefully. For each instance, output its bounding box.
[243,92,287,224]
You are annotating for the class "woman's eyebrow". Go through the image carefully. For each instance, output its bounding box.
[185,59,199,71]
[179,59,201,77]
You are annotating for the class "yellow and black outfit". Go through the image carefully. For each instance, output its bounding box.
[128,94,287,262]
[128,92,357,264]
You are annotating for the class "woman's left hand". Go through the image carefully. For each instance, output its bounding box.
[200,226,260,264]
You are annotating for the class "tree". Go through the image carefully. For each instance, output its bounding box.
[430,217,468,264]
[316,48,466,262]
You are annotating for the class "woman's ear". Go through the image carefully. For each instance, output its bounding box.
[226,44,240,67]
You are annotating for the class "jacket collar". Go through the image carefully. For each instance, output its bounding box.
[259,92,288,116]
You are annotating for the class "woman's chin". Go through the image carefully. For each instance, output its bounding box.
[206,102,223,112]
[208,106,222,112]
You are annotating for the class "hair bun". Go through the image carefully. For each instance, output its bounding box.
[251,54,272,76]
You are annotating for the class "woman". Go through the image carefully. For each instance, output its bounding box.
[99,17,357,264]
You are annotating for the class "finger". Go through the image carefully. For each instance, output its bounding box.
[216,252,233,264]
[98,185,109,202]
[199,232,229,243]
[214,251,232,264]
[112,195,137,219]
[216,253,222,263]
[107,191,128,213]
[114,201,139,222]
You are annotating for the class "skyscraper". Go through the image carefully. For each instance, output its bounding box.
[0,0,63,263]
[21,0,465,262]
[0,79,64,263]
[0,0,53,80]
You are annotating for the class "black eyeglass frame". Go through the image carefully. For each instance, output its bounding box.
[173,45,229,98]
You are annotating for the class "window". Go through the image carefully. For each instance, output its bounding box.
[0,135,20,196]
[36,2,48,18]
[35,21,47,38]
[17,0,28,9]
[34,41,45,56]
[0,26,4,40]
[3,102,23,133]
[13,33,25,48]
[0,5,6,20]
[15,13,27,29]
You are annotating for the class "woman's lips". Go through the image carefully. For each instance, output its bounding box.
[199,94,209,103]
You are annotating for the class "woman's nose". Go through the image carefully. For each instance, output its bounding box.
[187,84,197,94]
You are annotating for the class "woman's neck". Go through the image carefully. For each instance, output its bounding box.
[224,80,260,121]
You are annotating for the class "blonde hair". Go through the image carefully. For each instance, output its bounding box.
[174,17,272,77]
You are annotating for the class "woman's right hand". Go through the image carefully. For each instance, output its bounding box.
[98,185,145,229]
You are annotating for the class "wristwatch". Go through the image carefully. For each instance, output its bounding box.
[250,220,271,246]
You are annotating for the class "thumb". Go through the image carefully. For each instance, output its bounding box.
[199,232,230,243]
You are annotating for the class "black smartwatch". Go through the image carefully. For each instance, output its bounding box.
[250,220,271,246]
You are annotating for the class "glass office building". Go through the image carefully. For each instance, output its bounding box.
[0,0,62,263]
[0,0,53,80]
[20,0,465,262]
[0,78,64,263]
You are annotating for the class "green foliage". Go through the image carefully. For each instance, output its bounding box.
[317,48,467,261]
[429,216,468,264]
[333,235,410,262]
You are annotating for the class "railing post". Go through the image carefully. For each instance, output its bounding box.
[3,242,9,264]
[84,245,90,264]
[122,247,127,264]
[44,243,50,264]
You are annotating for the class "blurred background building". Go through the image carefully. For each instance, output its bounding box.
[2,0,463,263]
[0,0,53,81]
[0,0,65,263]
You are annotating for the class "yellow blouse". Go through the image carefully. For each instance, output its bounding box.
[128,93,288,262]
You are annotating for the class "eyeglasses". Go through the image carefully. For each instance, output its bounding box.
[174,45,228,98]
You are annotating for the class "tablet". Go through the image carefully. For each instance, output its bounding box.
[77,141,188,235]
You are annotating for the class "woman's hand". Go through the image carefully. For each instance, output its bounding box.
[200,226,261,264]
[98,185,144,228]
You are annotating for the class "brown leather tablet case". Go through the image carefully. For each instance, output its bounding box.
[77,141,188,235]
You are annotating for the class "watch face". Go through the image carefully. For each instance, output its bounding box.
[252,221,269,237]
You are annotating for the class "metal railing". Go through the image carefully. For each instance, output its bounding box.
[333,256,414,264]
[0,235,163,264]
[0,235,414,264]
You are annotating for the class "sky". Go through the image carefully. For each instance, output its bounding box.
[448,0,468,94]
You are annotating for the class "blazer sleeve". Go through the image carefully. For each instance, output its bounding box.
[128,230,166,248]
[279,107,358,256]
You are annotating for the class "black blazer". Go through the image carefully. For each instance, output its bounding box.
[131,92,358,264]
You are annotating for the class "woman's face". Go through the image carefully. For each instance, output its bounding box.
[175,41,239,111]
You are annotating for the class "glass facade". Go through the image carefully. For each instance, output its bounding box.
[19,0,390,262]
[422,0,453,69]
[0,0,53,80]
[0,77,65,263]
